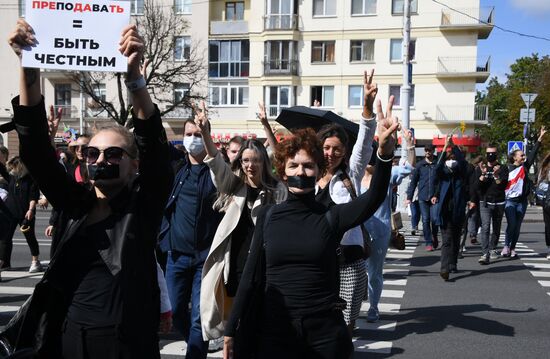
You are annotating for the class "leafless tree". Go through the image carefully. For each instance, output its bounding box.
[73,0,206,127]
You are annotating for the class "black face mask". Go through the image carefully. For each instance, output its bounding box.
[486,152,498,163]
[88,164,120,181]
[287,175,316,190]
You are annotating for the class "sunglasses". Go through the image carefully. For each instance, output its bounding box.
[82,146,129,165]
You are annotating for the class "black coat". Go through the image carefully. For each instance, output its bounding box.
[3,97,173,358]
[3,172,40,222]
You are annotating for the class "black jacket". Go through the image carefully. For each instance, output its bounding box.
[472,163,509,203]
[2,172,40,222]
[4,97,172,358]
[407,158,438,202]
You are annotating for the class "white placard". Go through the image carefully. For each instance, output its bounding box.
[22,0,130,72]
[520,108,536,123]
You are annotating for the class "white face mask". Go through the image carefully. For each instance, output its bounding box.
[183,136,205,156]
[445,160,458,169]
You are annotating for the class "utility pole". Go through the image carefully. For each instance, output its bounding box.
[397,0,412,213]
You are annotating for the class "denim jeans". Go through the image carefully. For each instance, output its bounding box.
[410,200,421,230]
[479,202,505,256]
[418,200,438,245]
[366,230,391,311]
[504,200,528,250]
[165,250,209,359]
[467,206,480,238]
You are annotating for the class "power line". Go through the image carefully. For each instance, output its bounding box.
[432,0,550,42]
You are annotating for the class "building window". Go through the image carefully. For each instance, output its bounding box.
[265,86,295,117]
[392,0,418,15]
[209,40,250,78]
[175,0,192,14]
[55,84,72,116]
[389,84,415,107]
[313,0,336,16]
[265,41,297,74]
[310,86,334,107]
[130,0,144,15]
[174,84,190,104]
[311,41,335,63]
[19,0,25,17]
[225,2,244,20]
[93,83,106,102]
[350,40,375,62]
[209,83,249,106]
[390,38,416,62]
[351,0,376,15]
[174,36,191,61]
[348,85,363,107]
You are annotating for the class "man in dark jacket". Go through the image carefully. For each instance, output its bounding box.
[471,144,508,265]
[3,21,172,358]
[407,144,439,251]
[433,139,468,280]
[158,118,223,359]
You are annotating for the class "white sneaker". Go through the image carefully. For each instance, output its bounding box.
[29,261,44,273]
[208,337,224,352]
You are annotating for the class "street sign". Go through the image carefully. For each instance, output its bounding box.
[521,93,538,108]
[520,108,536,123]
[508,141,524,154]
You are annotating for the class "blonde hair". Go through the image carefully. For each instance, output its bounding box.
[94,125,139,159]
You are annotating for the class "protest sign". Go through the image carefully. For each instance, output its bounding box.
[22,0,130,72]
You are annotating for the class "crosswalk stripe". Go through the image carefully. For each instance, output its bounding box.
[521,257,548,261]
[353,339,392,354]
[529,271,550,277]
[388,249,415,254]
[13,243,51,247]
[386,253,413,259]
[537,280,550,287]
[519,252,544,256]
[355,319,397,332]
[0,286,34,295]
[0,306,20,313]
[381,289,405,298]
[376,303,401,313]
[383,269,409,275]
[384,279,407,286]
[514,248,535,252]
[0,271,43,279]
[524,263,550,269]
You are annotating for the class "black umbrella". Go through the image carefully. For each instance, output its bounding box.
[276,106,359,142]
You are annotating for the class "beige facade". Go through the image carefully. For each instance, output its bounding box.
[0,0,493,153]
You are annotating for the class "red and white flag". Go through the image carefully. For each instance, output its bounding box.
[505,166,525,199]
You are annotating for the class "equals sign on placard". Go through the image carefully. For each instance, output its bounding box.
[73,20,83,28]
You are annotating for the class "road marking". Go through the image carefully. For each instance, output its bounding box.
[524,263,550,269]
[383,269,409,275]
[537,280,550,287]
[159,340,222,357]
[381,289,405,298]
[386,253,413,259]
[353,339,392,354]
[388,249,415,254]
[521,257,548,261]
[0,286,34,295]
[0,306,20,313]
[529,271,550,278]
[13,243,51,247]
[375,303,401,313]
[355,319,397,332]
[384,279,407,286]
[0,271,44,279]
[514,248,535,252]
[519,252,544,256]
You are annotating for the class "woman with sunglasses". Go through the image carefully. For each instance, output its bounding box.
[315,70,378,334]
[5,20,172,358]
[197,101,287,344]
[223,99,399,359]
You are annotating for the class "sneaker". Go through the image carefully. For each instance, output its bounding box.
[432,236,439,250]
[510,250,518,259]
[29,261,44,273]
[501,246,511,257]
[411,229,416,236]
[470,237,478,245]
[425,245,434,252]
[208,337,224,353]
[367,307,379,323]
[440,271,449,281]
[478,255,489,265]
[490,250,499,260]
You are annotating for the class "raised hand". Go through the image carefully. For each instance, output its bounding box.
[376,96,400,157]
[48,105,63,142]
[258,101,268,126]
[118,24,144,80]
[192,101,210,135]
[402,127,413,145]
[538,126,547,142]
[362,69,378,118]
[8,19,35,59]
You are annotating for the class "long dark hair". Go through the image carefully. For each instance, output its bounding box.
[214,139,279,210]
[317,123,350,173]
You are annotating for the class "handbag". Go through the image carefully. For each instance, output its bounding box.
[233,206,274,359]
[339,173,370,259]
[390,212,405,250]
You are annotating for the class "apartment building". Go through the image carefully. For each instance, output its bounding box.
[0,0,493,154]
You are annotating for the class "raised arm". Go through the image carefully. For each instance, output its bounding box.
[330,97,399,234]
[348,70,378,180]
[258,101,278,151]
[526,126,546,169]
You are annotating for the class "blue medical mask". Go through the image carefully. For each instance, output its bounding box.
[183,136,205,156]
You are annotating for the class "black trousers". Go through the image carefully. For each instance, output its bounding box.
[0,217,40,267]
[61,320,132,359]
[257,309,353,359]
[544,205,550,247]
[440,221,461,272]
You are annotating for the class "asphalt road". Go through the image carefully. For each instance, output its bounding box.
[1,207,549,358]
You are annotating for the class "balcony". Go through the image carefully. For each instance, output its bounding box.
[263,14,298,31]
[436,56,490,83]
[210,20,249,36]
[55,105,80,118]
[440,7,494,39]
[435,105,488,124]
[267,105,291,118]
[263,59,299,76]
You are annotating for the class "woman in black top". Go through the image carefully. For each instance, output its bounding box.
[223,99,399,359]
[0,156,42,272]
